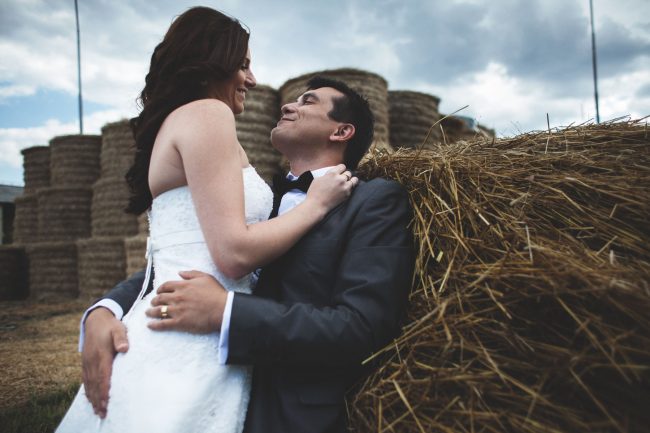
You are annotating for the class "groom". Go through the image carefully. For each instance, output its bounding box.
[81,76,414,433]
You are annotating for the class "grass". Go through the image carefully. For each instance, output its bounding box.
[0,299,86,432]
[0,383,78,433]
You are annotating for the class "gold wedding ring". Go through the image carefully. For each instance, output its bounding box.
[160,305,169,319]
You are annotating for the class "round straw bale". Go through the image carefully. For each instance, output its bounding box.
[0,245,28,300]
[25,241,78,300]
[100,120,136,179]
[91,175,139,237]
[438,115,488,143]
[13,194,39,244]
[49,134,102,186]
[351,120,650,433]
[236,84,283,183]
[124,234,147,277]
[37,186,92,242]
[279,68,392,153]
[21,146,50,194]
[137,212,149,236]
[76,236,127,299]
[388,90,443,149]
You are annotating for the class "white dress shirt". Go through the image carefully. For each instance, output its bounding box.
[80,166,335,362]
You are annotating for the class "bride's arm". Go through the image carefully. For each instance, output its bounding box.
[171,100,350,279]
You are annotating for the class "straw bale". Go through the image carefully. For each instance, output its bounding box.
[100,119,136,179]
[0,245,28,300]
[91,175,139,237]
[13,194,39,244]
[279,68,392,152]
[49,134,102,186]
[37,186,92,242]
[77,236,126,299]
[389,90,443,149]
[21,146,50,194]
[124,234,147,277]
[235,84,283,183]
[351,119,650,433]
[25,241,78,299]
[137,212,149,236]
[438,115,495,143]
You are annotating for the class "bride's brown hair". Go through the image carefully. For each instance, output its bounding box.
[125,7,250,214]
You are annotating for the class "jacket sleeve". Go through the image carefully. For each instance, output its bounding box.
[227,181,415,366]
[99,270,148,316]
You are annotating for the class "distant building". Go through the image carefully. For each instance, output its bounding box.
[0,185,23,244]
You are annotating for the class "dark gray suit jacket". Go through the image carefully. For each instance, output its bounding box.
[101,178,414,433]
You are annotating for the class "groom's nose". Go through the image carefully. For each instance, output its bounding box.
[281,102,296,115]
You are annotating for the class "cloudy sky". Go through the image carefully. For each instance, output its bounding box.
[1,0,648,185]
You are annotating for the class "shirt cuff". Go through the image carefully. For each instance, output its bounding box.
[217,291,235,365]
[78,299,124,352]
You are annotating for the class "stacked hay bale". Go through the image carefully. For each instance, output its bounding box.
[279,68,392,153]
[351,120,650,432]
[79,120,138,298]
[439,115,495,142]
[124,213,148,277]
[91,120,139,237]
[28,135,101,299]
[236,84,283,183]
[388,90,442,149]
[6,146,50,299]
[13,146,50,244]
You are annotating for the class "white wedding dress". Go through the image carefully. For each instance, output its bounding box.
[57,166,273,433]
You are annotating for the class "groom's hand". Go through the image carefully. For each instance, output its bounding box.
[81,307,129,418]
[146,270,227,333]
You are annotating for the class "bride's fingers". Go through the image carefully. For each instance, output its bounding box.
[327,163,347,175]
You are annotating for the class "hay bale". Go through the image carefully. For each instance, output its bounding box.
[279,68,392,153]
[438,115,494,143]
[91,175,138,237]
[13,194,39,244]
[77,236,127,299]
[388,90,442,149]
[21,146,50,194]
[124,234,147,277]
[351,119,650,433]
[49,134,102,186]
[25,241,78,299]
[137,212,149,236]
[37,187,92,242]
[100,120,135,179]
[236,84,283,183]
[0,245,28,300]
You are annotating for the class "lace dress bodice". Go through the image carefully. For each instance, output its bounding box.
[148,166,273,296]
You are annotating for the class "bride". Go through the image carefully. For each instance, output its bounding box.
[56,6,355,433]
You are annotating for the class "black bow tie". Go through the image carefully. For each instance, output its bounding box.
[269,171,314,218]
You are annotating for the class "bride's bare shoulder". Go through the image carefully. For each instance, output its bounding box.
[168,99,235,126]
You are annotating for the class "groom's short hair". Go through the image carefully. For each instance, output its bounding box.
[306,76,374,170]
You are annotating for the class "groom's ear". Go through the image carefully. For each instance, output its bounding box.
[330,124,355,143]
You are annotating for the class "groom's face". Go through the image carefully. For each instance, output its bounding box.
[270,87,344,156]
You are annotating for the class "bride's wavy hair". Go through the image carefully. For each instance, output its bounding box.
[125,6,250,214]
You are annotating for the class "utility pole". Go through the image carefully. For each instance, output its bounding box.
[74,0,83,133]
[589,0,600,123]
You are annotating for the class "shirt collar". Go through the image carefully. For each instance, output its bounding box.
[287,166,336,180]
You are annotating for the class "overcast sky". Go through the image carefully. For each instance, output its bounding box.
[1,0,648,185]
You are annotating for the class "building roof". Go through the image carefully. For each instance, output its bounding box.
[0,185,24,203]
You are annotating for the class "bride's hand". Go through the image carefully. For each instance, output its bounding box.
[305,164,358,215]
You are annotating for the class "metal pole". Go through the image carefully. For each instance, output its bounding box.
[74,0,83,133]
[589,0,600,123]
